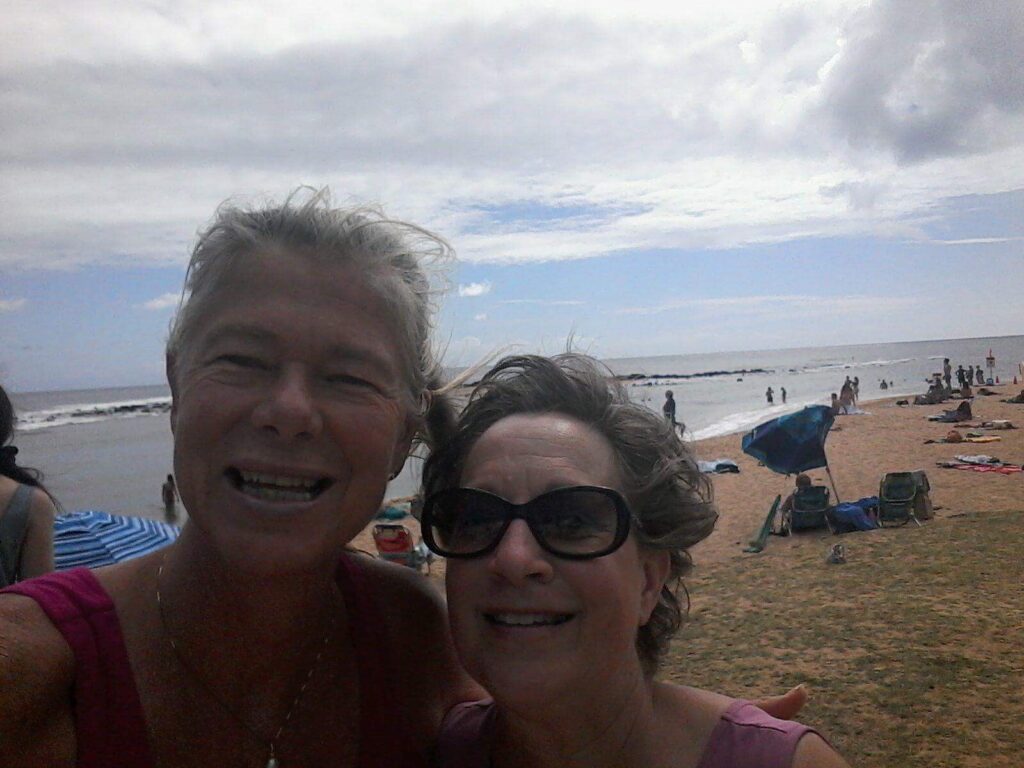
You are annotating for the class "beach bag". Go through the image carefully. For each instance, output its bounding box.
[0,484,33,587]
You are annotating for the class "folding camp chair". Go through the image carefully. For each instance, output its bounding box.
[372,524,433,572]
[878,471,931,527]
[789,486,830,532]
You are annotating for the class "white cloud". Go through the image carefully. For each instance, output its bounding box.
[0,298,27,312]
[932,237,1024,246]
[142,292,180,310]
[617,294,919,317]
[474,313,487,321]
[500,299,585,306]
[0,1,1021,272]
[458,281,492,297]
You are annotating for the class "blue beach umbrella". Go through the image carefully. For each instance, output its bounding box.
[741,405,840,499]
[54,510,181,570]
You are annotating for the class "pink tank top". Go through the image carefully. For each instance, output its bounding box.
[435,698,820,768]
[3,555,425,767]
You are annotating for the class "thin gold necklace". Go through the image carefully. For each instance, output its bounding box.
[155,559,336,768]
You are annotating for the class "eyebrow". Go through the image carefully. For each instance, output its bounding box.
[204,323,400,374]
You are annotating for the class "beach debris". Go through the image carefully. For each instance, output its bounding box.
[825,543,847,565]
[698,458,740,474]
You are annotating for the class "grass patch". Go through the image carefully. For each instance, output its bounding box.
[662,510,1024,767]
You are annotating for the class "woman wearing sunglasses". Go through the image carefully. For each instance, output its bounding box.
[422,354,849,768]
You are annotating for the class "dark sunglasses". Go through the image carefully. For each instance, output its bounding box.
[421,485,633,560]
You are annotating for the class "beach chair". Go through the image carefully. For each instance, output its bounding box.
[789,485,830,531]
[744,495,782,553]
[372,524,433,572]
[878,471,931,527]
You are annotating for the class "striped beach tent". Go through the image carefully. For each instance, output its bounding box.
[54,510,181,570]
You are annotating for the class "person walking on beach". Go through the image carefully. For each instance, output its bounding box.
[663,390,677,426]
[781,386,787,404]
[766,386,774,405]
[161,474,179,524]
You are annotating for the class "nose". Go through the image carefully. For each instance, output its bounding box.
[487,519,554,584]
[252,365,323,439]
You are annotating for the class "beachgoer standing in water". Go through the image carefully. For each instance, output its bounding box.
[662,390,677,426]
[161,474,178,524]
[766,386,774,405]
[781,387,787,404]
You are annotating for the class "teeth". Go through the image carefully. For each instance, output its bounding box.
[489,613,571,627]
[240,485,315,502]
[239,471,320,490]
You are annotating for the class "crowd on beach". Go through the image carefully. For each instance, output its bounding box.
[0,190,850,767]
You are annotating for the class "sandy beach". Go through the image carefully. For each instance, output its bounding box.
[356,387,1024,570]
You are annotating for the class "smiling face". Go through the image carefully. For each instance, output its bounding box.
[444,413,668,708]
[169,249,415,573]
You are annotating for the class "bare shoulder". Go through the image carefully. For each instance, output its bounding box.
[350,552,448,630]
[346,555,480,717]
[657,683,734,726]
[793,733,851,768]
[0,593,76,764]
[28,487,58,521]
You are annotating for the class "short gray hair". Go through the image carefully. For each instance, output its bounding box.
[167,188,451,410]
[421,353,718,675]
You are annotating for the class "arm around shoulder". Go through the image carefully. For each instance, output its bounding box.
[792,732,851,768]
[0,594,76,766]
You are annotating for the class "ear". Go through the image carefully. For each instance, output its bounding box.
[166,353,179,436]
[389,413,419,479]
[638,549,672,627]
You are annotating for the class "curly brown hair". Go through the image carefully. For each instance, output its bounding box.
[421,353,718,675]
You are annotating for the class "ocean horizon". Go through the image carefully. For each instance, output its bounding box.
[9,333,1024,517]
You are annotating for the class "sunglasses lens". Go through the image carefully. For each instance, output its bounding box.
[428,490,509,556]
[530,489,623,556]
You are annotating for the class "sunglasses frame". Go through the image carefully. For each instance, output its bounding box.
[421,485,633,560]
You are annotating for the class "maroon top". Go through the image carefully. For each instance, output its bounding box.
[435,698,820,768]
[2,567,151,768]
[3,554,424,767]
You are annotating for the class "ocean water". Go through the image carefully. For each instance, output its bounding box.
[9,335,1024,516]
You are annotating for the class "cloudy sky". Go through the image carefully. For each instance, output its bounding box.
[2,0,1022,392]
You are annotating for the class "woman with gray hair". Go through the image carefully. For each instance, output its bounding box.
[423,354,848,768]
[0,189,477,767]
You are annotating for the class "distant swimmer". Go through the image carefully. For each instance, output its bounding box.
[161,474,179,524]
[662,390,677,425]
[880,379,889,390]
[781,387,787,404]
[766,386,774,405]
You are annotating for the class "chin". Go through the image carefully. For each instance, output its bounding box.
[477,661,576,709]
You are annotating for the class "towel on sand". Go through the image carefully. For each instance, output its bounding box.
[936,454,1023,474]
[937,462,1023,474]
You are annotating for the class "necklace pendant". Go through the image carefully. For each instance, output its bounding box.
[267,757,280,768]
